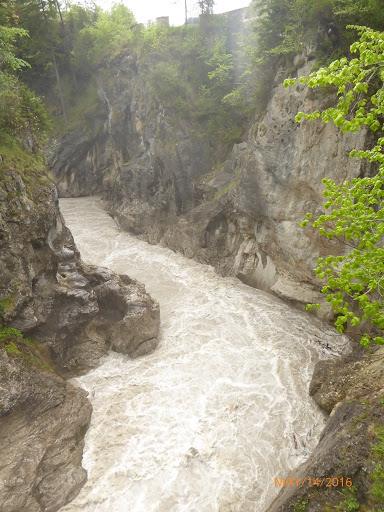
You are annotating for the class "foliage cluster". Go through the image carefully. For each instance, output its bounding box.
[0,1,135,122]
[0,71,50,144]
[196,0,214,15]
[250,0,384,64]
[71,3,135,70]
[130,19,243,147]
[225,0,384,118]
[336,486,359,512]
[293,498,309,511]
[0,24,29,71]
[0,324,52,370]
[0,326,28,355]
[285,26,384,346]
[0,1,243,146]
[0,2,51,152]
[369,425,384,508]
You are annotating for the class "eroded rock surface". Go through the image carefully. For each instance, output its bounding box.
[0,353,91,512]
[0,168,160,511]
[160,65,370,319]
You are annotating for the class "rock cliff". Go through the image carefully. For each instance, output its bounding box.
[51,56,369,319]
[0,165,160,511]
[52,52,212,243]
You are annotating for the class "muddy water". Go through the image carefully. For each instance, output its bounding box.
[59,196,349,512]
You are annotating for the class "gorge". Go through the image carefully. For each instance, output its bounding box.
[1,1,384,511]
[58,196,349,512]
[51,36,368,321]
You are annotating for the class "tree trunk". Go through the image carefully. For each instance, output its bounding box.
[38,0,68,119]
[55,0,78,90]
[51,45,67,121]
[185,0,188,26]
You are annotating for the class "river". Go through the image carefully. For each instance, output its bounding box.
[59,196,350,512]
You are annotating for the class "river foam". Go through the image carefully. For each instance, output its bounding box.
[59,196,350,512]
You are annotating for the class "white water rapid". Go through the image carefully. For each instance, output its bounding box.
[59,196,350,512]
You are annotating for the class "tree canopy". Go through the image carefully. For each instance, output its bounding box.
[250,0,384,62]
[0,1,49,147]
[196,0,214,15]
[0,25,29,71]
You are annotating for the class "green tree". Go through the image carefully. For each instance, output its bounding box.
[0,1,50,146]
[333,0,384,30]
[0,26,30,70]
[284,26,384,346]
[249,0,384,69]
[250,0,334,61]
[14,0,69,119]
[0,71,50,143]
[73,3,135,67]
[206,37,233,93]
[196,0,214,15]
[0,1,30,71]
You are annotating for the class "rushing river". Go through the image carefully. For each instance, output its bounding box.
[59,197,350,512]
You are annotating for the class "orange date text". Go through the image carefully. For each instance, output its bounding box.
[274,477,353,488]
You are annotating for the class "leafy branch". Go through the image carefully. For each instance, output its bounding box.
[284,26,384,347]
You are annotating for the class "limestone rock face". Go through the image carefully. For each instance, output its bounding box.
[0,353,91,512]
[309,356,366,412]
[1,171,160,375]
[50,53,211,244]
[83,267,160,358]
[161,63,369,317]
[0,168,160,511]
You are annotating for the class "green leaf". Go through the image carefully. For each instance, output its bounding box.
[284,78,296,88]
[371,120,381,132]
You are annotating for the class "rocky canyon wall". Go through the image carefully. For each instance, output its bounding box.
[51,53,369,319]
[0,165,160,511]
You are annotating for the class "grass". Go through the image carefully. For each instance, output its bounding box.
[0,139,48,179]
[0,137,55,206]
[214,179,240,199]
[0,326,30,356]
[0,295,15,318]
[0,139,44,172]
[0,325,53,372]
[293,499,309,511]
[336,487,360,512]
[369,426,384,506]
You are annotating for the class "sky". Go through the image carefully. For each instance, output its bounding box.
[94,0,251,26]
